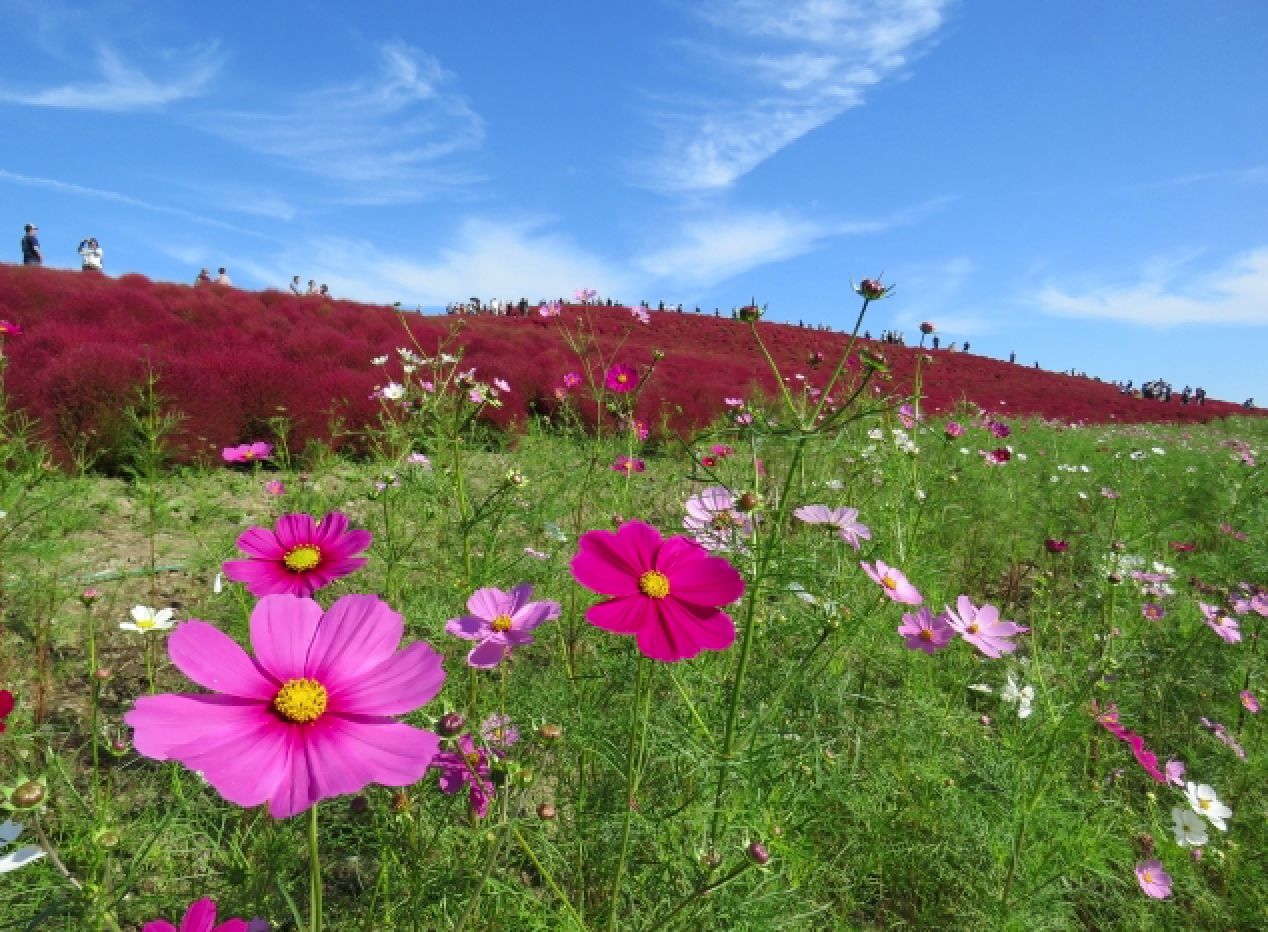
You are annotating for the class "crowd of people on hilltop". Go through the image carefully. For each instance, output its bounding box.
[1115,379,1210,406]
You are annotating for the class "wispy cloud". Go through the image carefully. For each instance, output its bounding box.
[235,217,634,305]
[634,198,949,286]
[632,0,950,191]
[0,168,265,236]
[204,42,484,202]
[1035,248,1268,327]
[0,43,223,111]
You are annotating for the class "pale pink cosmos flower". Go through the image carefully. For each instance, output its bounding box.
[562,372,582,389]
[684,486,753,552]
[263,480,285,497]
[1198,603,1242,644]
[222,442,273,464]
[1135,859,1172,899]
[1219,523,1248,541]
[944,595,1028,658]
[724,397,744,408]
[445,584,561,669]
[945,422,965,437]
[1240,689,1259,713]
[493,378,511,393]
[897,607,955,655]
[126,594,445,818]
[898,404,917,428]
[1165,758,1185,786]
[795,505,872,550]
[860,561,922,604]
[539,300,562,317]
[630,306,651,325]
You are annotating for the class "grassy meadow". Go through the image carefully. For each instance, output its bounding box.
[0,320,1265,931]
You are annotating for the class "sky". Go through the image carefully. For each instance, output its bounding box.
[1,0,1266,402]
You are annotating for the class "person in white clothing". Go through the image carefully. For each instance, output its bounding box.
[289,275,303,295]
[78,238,103,271]
[215,267,232,285]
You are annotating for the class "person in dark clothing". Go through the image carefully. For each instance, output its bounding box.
[1195,387,1206,406]
[962,342,970,352]
[21,224,42,265]
[1009,352,1015,363]
[932,336,940,349]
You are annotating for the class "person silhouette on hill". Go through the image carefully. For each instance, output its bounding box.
[21,224,42,265]
[78,237,103,271]
[215,267,232,285]
[196,268,212,284]
[290,275,303,295]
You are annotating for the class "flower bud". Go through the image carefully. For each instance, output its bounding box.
[856,278,888,301]
[519,768,535,786]
[747,841,770,865]
[702,849,723,869]
[80,588,101,606]
[95,828,122,848]
[94,667,113,681]
[736,493,760,512]
[738,304,763,322]
[538,723,563,741]
[391,790,411,813]
[1108,573,1123,584]
[438,713,465,737]
[652,349,666,361]
[11,781,45,809]
[537,803,557,820]
[350,795,369,814]
[920,321,935,334]
[110,737,129,754]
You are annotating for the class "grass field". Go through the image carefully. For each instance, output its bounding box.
[0,298,1265,931]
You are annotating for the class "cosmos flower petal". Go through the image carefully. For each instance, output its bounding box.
[234,528,284,560]
[509,599,561,630]
[586,597,650,634]
[446,615,489,640]
[467,586,516,620]
[636,600,735,663]
[167,622,276,699]
[467,639,508,669]
[331,642,446,715]
[249,595,326,682]
[571,532,643,597]
[306,595,405,686]
[656,543,744,606]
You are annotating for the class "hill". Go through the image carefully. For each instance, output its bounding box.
[0,264,1253,466]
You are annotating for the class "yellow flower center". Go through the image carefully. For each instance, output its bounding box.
[273,678,328,723]
[638,570,671,599]
[491,614,513,633]
[882,574,898,590]
[464,752,482,769]
[967,623,980,634]
[1200,799,1211,810]
[918,629,934,641]
[1143,870,1153,883]
[617,374,628,384]
[711,513,735,530]
[284,545,322,572]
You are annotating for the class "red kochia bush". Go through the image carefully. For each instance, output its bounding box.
[0,263,1256,469]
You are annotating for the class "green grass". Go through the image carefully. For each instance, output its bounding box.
[1,406,1265,931]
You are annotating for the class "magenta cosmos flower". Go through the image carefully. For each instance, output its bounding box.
[432,734,494,817]
[860,560,922,604]
[1134,859,1172,899]
[222,442,273,464]
[571,520,744,662]
[143,898,268,932]
[684,486,753,551]
[612,456,646,474]
[125,594,444,818]
[445,584,560,669]
[605,364,638,393]
[223,512,372,597]
[562,372,582,389]
[945,421,965,437]
[0,320,22,337]
[897,607,954,655]
[1241,689,1260,714]
[944,595,1028,658]
[796,505,872,550]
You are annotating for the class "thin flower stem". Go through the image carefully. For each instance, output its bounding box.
[513,825,589,931]
[644,860,757,930]
[453,791,511,932]
[308,803,323,932]
[607,654,650,932]
[810,296,872,425]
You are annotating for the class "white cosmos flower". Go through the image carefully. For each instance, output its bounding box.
[121,606,175,633]
[1152,447,1165,455]
[381,382,406,401]
[1185,782,1232,831]
[213,573,223,594]
[967,683,993,693]
[370,355,388,366]
[0,820,45,874]
[1171,807,1209,847]
[868,428,884,440]
[1015,453,1027,461]
[1001,674,1034,719]
[824,479,844,490]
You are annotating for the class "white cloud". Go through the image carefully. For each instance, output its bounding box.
[0,167,265,236]
[204,42,484,200]
[236,217,635,305]
[1035,247,1268,327]
[634,0,950,191]
[0,43,222,111]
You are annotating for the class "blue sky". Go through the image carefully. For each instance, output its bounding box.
[2,0,1266,402]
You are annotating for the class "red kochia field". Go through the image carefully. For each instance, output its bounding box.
[0,264,1253,465]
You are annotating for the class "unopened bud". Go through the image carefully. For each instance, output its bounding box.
[110,737,129,754]
[537,803,557,820]
[11,781,45,809]
[350,795,369,814]
[391,790,411,813]
[94,667,113,681]
[537,723,563,741]
[736,493,760,512]
[438,713,465,737]
[747,841,770,865]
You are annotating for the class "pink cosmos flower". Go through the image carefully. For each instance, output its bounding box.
[795,505,872,550]
[898,404,917,428]
[1141,603,1165,621]
[631,419,650,441]
[630,306,651,325]
[494,378,511,393]
[125,594,445,818]
[1219,523,1248,541]
[684,486,753,551]
[860,561,922,605]
[1101,487,1119,499]
[1170,541,1195,552]
[1198,603,1242,644]
[1199,718,1247,758]
[481,714,520,750]
[945,422,964,437]
[1241,689,1259,713]
[223,512,372,598]
[982,448,1011,464]
[1135,859,1172,899]
[574,288,598,303]
[554,387,568,401]
[897,607,955,654]
[710,444,734,457]
[944,595,1028,658]
[570,519,744,663]
[724,397,744,408]
[0,320,22,337]
[445,584,560,669]
[263,480,285,497]
[605,364,638,393]
[988,420,1011,439]
[562,372,582,389]
[1165,758,1185,786]
[222,442,274,464]
[1096,708,1167,782]
[612,456,646,474]
[432,734,493,817]
[142,897,268,932]
[539,300,562,317]
[0,689,13,733]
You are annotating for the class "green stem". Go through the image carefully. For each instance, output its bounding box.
[608,655,651,932]
[513,826,589,930]
[308,803,322,932]
[453,791,511,932]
